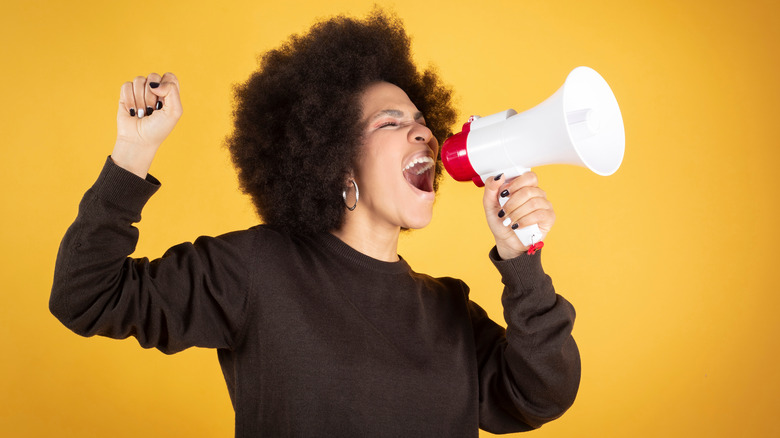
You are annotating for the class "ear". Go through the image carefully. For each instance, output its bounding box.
[343,167,358,186]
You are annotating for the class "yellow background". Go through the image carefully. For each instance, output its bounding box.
[2,0,778,436]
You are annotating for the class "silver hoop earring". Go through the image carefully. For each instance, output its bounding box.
[342,179,359,211]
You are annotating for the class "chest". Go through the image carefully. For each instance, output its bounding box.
[235,268,479,434]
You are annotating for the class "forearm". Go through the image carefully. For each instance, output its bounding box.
[50,158,251,353]
[50,157,160,337]
[477,249,580,431]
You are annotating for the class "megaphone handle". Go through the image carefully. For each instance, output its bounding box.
[498,168,542,247]
[497,178,544,248]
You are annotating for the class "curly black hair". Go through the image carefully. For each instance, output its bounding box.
[226,9,457,235]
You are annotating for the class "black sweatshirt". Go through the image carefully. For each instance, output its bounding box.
[50,158,580,437]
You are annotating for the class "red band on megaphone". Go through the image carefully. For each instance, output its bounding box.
[441,121,483,187]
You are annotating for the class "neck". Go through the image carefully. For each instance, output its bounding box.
[331,216,400,263]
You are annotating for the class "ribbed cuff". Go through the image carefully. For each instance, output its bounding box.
[93,156,160,214]
[489,246,546,289]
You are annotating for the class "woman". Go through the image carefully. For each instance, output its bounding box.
[50,10,580,436]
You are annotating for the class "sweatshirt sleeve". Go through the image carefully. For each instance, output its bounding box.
[470,248,581,433]
[49,157,251,354]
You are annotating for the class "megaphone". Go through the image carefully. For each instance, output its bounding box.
[441,66,625,247]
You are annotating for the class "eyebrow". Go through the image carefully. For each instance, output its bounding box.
[371,109,425,122]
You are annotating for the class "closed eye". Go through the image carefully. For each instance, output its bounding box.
[370,109,425,130]
[376,118,425,129]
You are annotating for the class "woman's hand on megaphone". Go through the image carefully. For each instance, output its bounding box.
[111,72,183,178]
[483,172,555,260]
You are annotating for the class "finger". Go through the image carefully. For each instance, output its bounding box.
[500,171,539,193]
[132,76,147,118]
[500,186,547,214]
[499,185,545,223]
[494,172,540,205]
[483,173,507,211]
[511,207,556,233]
[495,172,542,221]
[144,72,162,116]
[507,194,552,222]
[118,81,136,117]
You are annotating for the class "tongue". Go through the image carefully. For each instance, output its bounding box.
[404,167,431,192]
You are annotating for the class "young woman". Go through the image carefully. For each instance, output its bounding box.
[51,10,580,436]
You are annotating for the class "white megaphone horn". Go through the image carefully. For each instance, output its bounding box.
[441,66,625,248]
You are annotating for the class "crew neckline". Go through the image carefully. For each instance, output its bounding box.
[315,233,411,275]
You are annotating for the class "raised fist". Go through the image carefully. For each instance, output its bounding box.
[112,72,183,177]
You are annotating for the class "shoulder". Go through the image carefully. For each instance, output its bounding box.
[410,270,471,299]
[165,225,293,269]
[202,225,325,268]
[199,224,292,250]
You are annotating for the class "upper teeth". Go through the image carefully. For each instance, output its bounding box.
[403,156,434,175]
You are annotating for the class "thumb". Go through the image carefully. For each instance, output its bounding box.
[148,73,183,117]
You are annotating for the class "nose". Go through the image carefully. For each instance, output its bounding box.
[409,123,438,155]
[409,122,433,144]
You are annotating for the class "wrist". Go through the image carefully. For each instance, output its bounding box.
[111,137,159,178]
[495,242,527,260]
[496,240,545,259]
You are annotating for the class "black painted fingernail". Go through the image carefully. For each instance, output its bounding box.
[129,108,136,117]
[149,82,160,89]
[500,189,510,198]
[498,209,505,218]
[494,173,503,181]
[511,223,519,230]
[155,101,163,110]
[146,106,154,116]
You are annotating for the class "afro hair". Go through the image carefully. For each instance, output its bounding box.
[226,9,457,235]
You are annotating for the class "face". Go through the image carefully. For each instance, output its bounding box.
[350,81,439,231]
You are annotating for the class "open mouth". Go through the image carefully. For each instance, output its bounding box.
[402,156,435,193]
